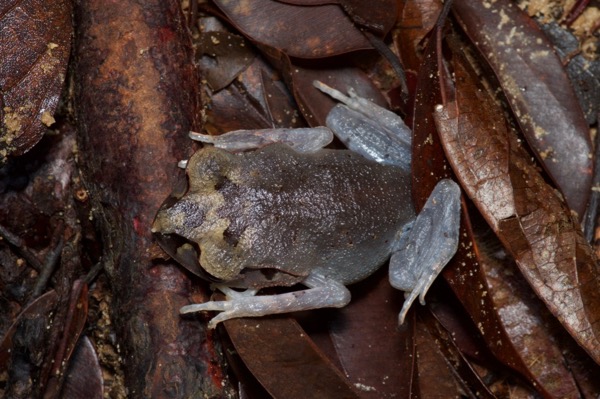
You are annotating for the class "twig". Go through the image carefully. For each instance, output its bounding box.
[31,232,64,300]
[0,222,44,271]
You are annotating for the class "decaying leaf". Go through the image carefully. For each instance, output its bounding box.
[0,0,72,162]
[196,31,255,91]
[0,290,58,398]
[223,317,361,398]
[212,0,373,59]
[434,50,600,365]
[61,336,103,399]
[452,0,593,219]
[277,0,398,35]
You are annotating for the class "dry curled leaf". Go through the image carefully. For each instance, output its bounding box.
[409,13,570,394]
[452,0,593,220]
[478,242,580,398]
[435,51,600,365]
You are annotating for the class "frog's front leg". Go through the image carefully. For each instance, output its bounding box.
[180,271,350,329]
[189,127,333,153]
[390,179,461,324]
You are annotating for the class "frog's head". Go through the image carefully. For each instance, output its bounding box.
[152,146,239,282]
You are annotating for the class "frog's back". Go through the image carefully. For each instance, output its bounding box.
[217,144,414,286]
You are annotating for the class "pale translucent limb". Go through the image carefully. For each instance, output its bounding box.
[189,127,333,153]
[314,80,412,171]
[213,285,258,298]
[180,270,351,329]
[389,179,461,324]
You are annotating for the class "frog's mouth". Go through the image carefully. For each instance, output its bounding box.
[153,230,224,283]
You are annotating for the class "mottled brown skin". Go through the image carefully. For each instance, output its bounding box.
[153,144,415,289]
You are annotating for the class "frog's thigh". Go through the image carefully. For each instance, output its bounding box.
[188,127,333,153]
[180,270,350,329]
[389,179,461,324]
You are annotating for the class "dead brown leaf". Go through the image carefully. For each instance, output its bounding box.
[0,0,72,162]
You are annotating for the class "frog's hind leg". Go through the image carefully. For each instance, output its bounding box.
[389,179,461,324]
[180,271,350,329]
[314,81,412,171]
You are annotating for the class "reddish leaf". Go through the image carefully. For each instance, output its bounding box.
[419,311,496,398]
[277,0,397,35]
[411,20,513,382]
[434,51,600,365]
[414,321,462,398]
[324,269,414,399]
[223,317,361,398]
[452,0,593,219]
[0,0,72,161]
[478,245,580,398]
[412,35,550,385]
[212,0,372,59]
[410,8,454,208]
[394,0,442,73]
[196,31,255,91]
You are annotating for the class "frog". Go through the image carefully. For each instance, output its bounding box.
[151,81,461,328]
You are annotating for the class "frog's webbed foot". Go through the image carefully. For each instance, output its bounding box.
[180,271,350,329]
[389,179,461,324]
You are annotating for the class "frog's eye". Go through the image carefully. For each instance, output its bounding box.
[186,146,235,192]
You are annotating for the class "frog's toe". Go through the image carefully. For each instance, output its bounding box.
[398,291,419,325]
[396,275,435,324]
[180,300,248,329]
[213,284,258,299]
[180,301,230,314]
[181,300,242,329]
[390,179,461,325]
[206,311,237,329]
